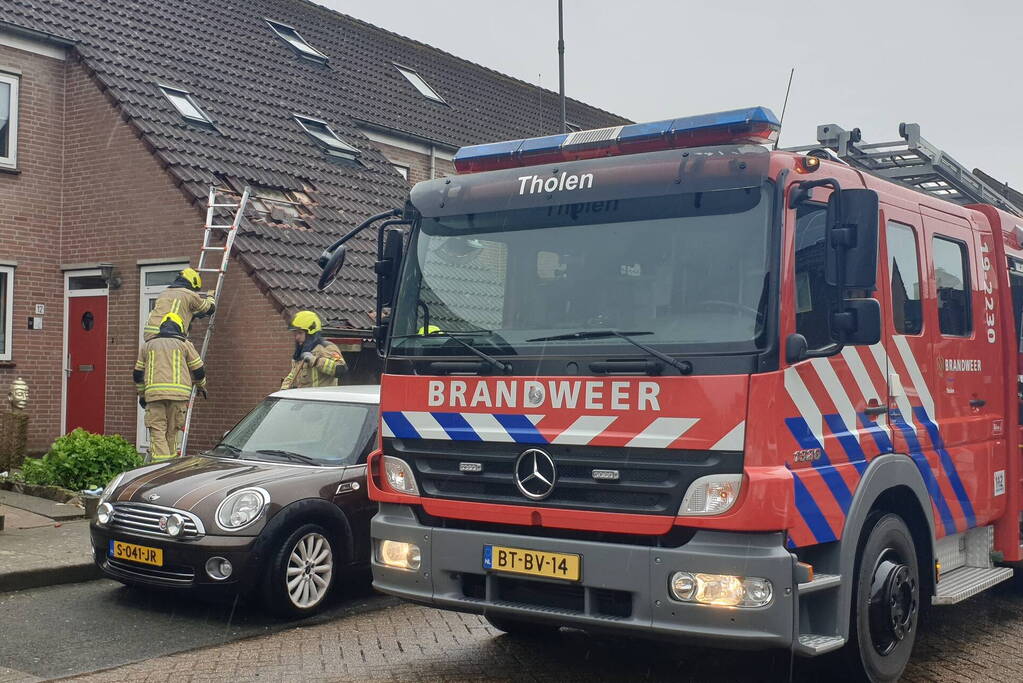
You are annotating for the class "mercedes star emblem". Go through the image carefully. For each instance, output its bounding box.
[514,448,557,500]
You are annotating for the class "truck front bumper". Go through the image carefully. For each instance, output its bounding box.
[371,504,796,649]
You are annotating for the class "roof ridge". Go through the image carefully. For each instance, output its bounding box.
[287,0,631,125]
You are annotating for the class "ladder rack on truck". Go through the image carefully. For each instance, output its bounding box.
[783,122,1023,216]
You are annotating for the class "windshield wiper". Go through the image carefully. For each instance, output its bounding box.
[393,331,511,374]
[256,449,320,466]
[211,443,241,458]
[527,329,692,375]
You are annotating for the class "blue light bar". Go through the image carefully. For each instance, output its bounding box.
[454,106,781,173]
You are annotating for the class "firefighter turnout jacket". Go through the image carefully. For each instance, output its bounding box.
[134,331,207,401]
[281,338,346,389]
[143,286,215,340]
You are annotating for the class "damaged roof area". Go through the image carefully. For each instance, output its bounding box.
[0,0,629,330]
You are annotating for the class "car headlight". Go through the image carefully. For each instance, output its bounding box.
[678,474,742,516]
[96,502,114,525]
[165,513,185,537]
[382,456,419,495]
[215,488,270,531]
[99,473,125,505]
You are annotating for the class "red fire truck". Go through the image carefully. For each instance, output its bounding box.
[318,108,1023,682]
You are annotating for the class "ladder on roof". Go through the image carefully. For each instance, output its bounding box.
[177,184,251,459]
[783,123,1023,217]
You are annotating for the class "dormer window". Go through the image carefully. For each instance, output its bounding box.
[266,20,328,64]
[294,115,360,161]
[393,64,445,104]
[159,85,214,128]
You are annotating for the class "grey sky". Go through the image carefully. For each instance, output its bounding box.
[318,0,1023,188]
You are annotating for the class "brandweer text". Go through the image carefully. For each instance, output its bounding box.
[427,379,661,411]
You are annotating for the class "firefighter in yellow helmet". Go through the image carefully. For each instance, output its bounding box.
[143,267,215,341]
[281,311,347,389]
[133,312,207,462]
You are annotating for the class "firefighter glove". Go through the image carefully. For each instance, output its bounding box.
[302,351,315,363]
[335,363,348,378]
[138,395,147,409]
[199,388,208,400]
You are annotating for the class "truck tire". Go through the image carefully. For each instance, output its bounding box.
[484,614,559,638]
[844,513,920,683]
[262,523,338,619]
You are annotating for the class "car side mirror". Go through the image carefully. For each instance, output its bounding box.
[832,297,881,345]
[826,188,879,290]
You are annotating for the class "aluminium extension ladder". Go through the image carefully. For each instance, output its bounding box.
[176,184,251,458]
[783,122,1023,217]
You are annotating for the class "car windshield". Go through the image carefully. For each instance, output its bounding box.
[213,398,376,466]
[390,185,774,357]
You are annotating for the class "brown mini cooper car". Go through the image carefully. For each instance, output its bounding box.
[90,385,379,617]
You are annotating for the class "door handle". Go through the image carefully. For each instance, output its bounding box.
[865,404,889,416]
[969,398,986,408]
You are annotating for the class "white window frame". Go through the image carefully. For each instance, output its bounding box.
[265,20,328,63]
[393,64,446,104]
[158,84,214,126]
[393,163,410,180]
[0,72,20,169]
[294,114,360,160]
[0,265,14,361]
[136,263,187,448]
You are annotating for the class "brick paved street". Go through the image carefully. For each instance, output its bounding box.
[63,574,1023,683]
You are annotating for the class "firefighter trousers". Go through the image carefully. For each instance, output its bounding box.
[145,399,187,462]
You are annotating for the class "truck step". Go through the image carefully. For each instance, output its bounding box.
[796,633,845,655]
[932,566,1014,605]
[798,573,841,594]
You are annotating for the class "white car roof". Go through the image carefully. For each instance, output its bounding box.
[270,384,380,404]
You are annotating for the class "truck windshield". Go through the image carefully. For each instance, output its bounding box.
[391,185,774,357]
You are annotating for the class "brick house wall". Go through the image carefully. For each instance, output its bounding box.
[0,42,68,453]
[371,139,455,185]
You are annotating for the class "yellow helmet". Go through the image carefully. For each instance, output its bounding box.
[417,325,441,335]
[161,312,185,331]
[180,267,202,290]
[289,310,322,335]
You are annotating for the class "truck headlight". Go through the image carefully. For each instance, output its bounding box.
[382,456,419,495]
[376,539,421,571]
[669,571,773,607]
[678,474,742,516]
[215,488,269,530]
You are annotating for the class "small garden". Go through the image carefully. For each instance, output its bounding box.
[1,428,142,495]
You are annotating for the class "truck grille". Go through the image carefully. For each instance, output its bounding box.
[385,438,742,516]
[109,502,204,538]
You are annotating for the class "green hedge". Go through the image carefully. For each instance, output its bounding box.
[21,429,142,491]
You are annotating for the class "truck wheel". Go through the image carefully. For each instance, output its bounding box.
[262,523,337,618]
[845,513,920,683]
[485,614,559,638]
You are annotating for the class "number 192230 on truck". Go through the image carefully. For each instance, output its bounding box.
[318,107,1023,682]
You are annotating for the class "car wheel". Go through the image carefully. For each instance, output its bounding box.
[263,523,337,618]
[843,513,920,683]
[485,614,560,638]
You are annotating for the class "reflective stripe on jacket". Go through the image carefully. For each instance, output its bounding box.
[135,336,206,401]
[143,289,214,339]
[280,341,346,389]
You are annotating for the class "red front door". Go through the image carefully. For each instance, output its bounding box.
[66,295,108,434]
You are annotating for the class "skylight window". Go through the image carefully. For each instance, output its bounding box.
[294,115,360,160]
[394,64,445,104]
[159,85,214,126]
[266,20,328,63]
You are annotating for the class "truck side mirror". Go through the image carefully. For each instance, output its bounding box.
[832,297,881,345]
[375,228,405,305]
[317,245,347,291]
[826,188,879,290]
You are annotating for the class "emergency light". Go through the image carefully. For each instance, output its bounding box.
[453,106,780,174]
